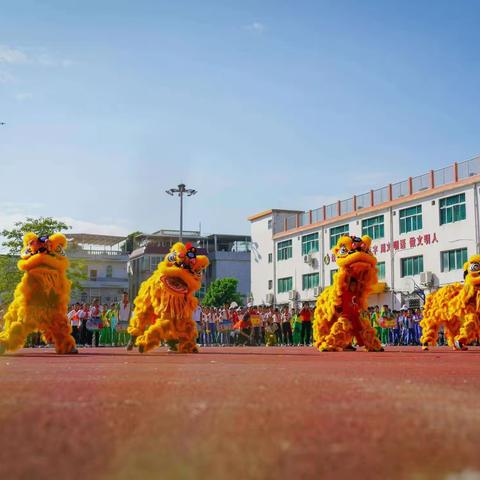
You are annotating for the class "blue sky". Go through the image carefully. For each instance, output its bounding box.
[1,0,479,236]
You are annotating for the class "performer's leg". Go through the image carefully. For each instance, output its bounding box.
[358,316,383,352]
[176,320,199,353]
[127,302,155,350]
[420,317,440,350]
[454,314,478,350]
[318,316,353,352]
[137,317,172,353]
[44,312,77,354]
[0,302,38,353]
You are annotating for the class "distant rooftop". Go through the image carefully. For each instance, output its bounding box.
[68,233,126,247]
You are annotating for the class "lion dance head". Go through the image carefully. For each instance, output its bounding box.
[159,242,209,296]
[333,234,376,272]
[18,232,69,273]
[463,254,480,288]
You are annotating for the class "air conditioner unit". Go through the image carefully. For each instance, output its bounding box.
[303,254,313,264]
[419,271,433,286]
[313,286,322,297]
[288,290,298,300]
[265,293,274,304]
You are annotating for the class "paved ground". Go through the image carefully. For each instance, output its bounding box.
[1,346,480,480]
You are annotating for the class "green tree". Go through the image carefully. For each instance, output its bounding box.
[202,278,243,307]
[0,217,87,305]
[123,231,143,254]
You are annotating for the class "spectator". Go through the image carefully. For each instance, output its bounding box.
[119,292,132,347]
[281,306,293,346]
[88,298,102,347]
[78,303,90,347]
[299,303,312,346]
[272,308,283,345]
[68,303,81,344]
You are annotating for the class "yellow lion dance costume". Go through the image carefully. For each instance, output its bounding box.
[0,233,77,354]
[313,235,383,352]
[421,254,480,351]
[127,242,209,353]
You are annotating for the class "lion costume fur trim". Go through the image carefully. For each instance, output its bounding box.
[0,232,76,354]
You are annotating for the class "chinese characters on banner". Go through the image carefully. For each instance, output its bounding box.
[330,233,439,262]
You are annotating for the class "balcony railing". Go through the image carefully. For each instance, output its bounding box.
[276,155,480,234]
[69,249,128,258]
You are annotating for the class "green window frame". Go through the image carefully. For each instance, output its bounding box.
[440,193,466,225]
[302,273,319,290]
[330,225,349,248]
[399,205,423,234]
[377,262,386,281]
[277,240,292,261]
[278,277,293,293]
[441,248,468,272]
[329,269,338,284]
[302,233,319,255]
[400,256,424,277]
[362,215,384,239]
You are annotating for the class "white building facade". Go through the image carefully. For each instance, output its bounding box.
[249,156,480,310]
[68,234,129,304]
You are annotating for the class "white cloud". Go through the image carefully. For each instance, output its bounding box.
[0,45,29,64]
[14,92,33,101]
[0,45,73,68]
[245,22,266,34]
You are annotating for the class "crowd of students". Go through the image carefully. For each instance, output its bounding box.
[194,304,430,347]
[22,294,439,348]
[26,293,133,348]
[368,305,426,346]
[195,305,314,347]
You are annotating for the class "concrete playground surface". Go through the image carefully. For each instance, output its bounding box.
[1,346,479,480]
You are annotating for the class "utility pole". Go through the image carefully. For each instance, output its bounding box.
[165,183,197,242]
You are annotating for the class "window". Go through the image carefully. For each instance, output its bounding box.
[150,256,162,270]
[377,262,385,281]
[267,219,272,230]
[106,265,113,278]
[401,256,424,277]
[277,240,292,261]
[90,269,97,281]
[268,253,273,263]
[440,193,466,225]
[302,273,319,290]
[399,205,422,234]
[330,269,338,284]
[302,233,319,255]
[441,248,468,272]
[268,280,273,290]
[278,277,293,293]
[362,215,384,239]
[330,225,349,248]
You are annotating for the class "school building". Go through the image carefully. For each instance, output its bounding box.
[248,155,480,310]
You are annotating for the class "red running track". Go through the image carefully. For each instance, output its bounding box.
[1,346,480,480]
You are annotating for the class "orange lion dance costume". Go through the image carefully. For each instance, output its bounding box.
[0,233,77,354]
[127,242,209,353]
[313,235,383,352]
[421,254,480,351]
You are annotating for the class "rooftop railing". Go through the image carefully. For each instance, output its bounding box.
[276,155,480,235]
[69,249,127,257]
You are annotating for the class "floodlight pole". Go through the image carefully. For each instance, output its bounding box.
[165,183,197,242]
